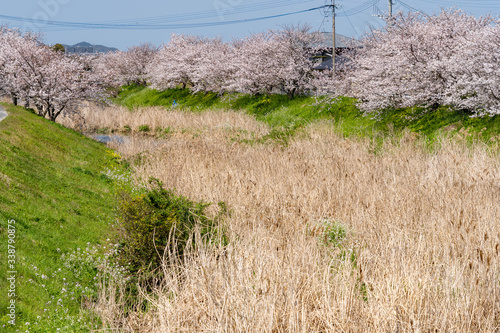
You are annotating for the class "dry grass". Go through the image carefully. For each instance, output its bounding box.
[72,106,500,332]
[58,103,269,140]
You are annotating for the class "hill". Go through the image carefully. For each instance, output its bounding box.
[62,41,118,54]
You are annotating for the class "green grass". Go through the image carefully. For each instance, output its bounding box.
[0,105,131,332]
[115,85,500,145]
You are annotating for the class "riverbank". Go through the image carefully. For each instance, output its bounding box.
[114,85,500,144]
[0,104,131,332]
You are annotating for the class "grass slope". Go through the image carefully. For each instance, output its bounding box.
[115,85,500,143]
[0,105,126,332]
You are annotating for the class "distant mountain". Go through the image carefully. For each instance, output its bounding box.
[62,42,118,54]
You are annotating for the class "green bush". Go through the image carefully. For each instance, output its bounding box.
[116,179,226,275]
[316,219,347,249]
[138,124,150,132]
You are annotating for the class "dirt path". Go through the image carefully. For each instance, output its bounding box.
[0,105,7,123]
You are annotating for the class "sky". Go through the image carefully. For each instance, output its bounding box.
[1,0,499,50]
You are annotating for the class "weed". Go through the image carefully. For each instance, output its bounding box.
[155,126,174,138]
[96,127,109,134]
[319,219,347,248]
[138,125,150,132]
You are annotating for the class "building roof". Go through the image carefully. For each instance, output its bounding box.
[314,32,361,49]
[312,55,351,70]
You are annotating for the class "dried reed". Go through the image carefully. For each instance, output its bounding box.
[73,106,500,332]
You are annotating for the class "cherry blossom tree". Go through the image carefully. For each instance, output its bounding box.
[0,29,41,106]
[147,34,207,90]
[349,9,496,114]
[190,37,236,94]
[147,26,326,97]
[30,52,104,121]
[228,25,325,98]
[91,53,123,90]
[446,20,500,115]
[271,24,324,98]
[100,43,158,87]
[229,32,282,95]
[0,28,106,121]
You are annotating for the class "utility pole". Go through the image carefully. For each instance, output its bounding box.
[331,0,336,73]
[388,0,394,25]
[373,0,394,25]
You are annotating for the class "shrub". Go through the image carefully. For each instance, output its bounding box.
[115,179,226,275]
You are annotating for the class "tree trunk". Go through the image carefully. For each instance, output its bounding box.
[35,104,44,117]
[48,106,56,122]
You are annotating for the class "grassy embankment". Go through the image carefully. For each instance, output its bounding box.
[113,84,500,143]
[0,104,131,332]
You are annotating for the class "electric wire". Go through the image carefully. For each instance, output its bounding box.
[81,0,318,25]
[342,6,361,38]
[0,6,329,31]
[397,1,429,16]
[3,0,386,35]
[39,0,320,32]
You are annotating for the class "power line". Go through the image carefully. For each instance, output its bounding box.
[342,6,361,38]
[339,0,381,17]
[82,0,317,25]
[3,0,387,36]
[397,1,428,16]
[42,0,322,33]
[10,0,320,32]
[0,6,329,31]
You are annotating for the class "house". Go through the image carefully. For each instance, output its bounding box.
[311,33,361,70]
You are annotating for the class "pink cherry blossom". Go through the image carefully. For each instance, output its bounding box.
[0,28,106,121]
[348,9,499,115]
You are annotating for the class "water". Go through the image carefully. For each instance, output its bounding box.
[0,105,7,123]
[91,134,128,144]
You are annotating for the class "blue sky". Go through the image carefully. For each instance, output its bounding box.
[1,0,499,49]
